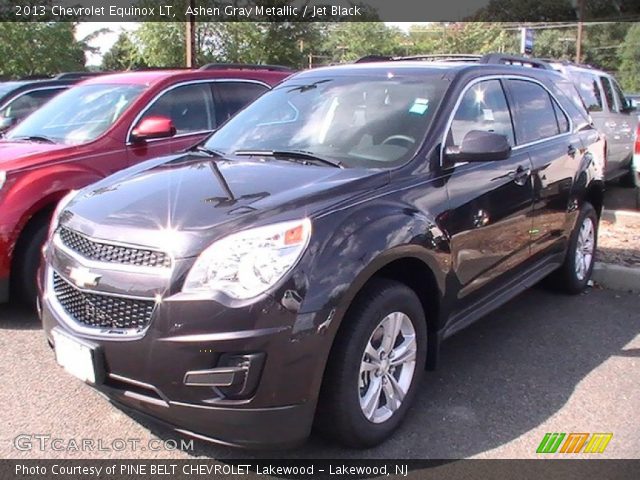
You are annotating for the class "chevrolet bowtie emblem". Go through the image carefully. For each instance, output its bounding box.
[68,267,102,288]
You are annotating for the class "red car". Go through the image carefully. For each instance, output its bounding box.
[0,65,291,303]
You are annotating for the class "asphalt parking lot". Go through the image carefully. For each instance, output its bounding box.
[1,286,639,460]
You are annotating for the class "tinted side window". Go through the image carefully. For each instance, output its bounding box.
[507,80,560,144]
[610,78,630,112]
[552,99,570,133]
[1,88,64,122]
[570,72,602,112]
[214,82,268,123]
[600,77,617,112]
[140,83,214,135]
[449,79,515,147]
[555,80,592,130]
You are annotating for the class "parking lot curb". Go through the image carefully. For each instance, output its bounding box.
[602,208,640,227]
[592,262,640,293]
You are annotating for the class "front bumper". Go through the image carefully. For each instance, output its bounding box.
[39,266,326,448]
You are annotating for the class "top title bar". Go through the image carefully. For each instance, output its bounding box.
[3,0,640,22]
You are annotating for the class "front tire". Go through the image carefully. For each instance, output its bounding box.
[551,202,598,294]
[316,279,427,448]
[12,215,49,306]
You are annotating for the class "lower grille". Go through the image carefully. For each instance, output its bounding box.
[52,272,155,330]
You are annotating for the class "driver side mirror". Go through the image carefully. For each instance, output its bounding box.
[131,116,176,142]
[444,130,511,164]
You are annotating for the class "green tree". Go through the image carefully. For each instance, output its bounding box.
[101,33,147,71]
[134,23,186,67]
[0,23,87,78]
[618,23,640,91]
[319,23,406,63]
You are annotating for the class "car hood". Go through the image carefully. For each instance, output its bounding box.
[0,141,70,169]
[62,153,388,258]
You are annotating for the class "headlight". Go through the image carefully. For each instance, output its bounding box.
[183,218,311,299]
[48,190,78,238]
[0,171,6,190]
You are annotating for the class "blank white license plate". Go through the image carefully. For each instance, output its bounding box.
[52,329,97,384]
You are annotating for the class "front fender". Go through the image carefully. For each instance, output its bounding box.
[0,165,103,267]
[300,201,450,317]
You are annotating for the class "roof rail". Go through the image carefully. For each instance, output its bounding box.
[354,55,394,63]
[18,75,51,80]
[478,54,552,70]
[199,63,293,72]
[354,52,555,70]
[355,54,481,64]
[53,72,105,80]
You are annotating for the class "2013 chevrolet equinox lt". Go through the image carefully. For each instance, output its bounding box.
[39,60,605,449]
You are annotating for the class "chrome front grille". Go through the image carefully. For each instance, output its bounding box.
[58,227,171,268]
[52,272,156,330]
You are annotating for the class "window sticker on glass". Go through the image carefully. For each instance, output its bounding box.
[483,109,495,121]
[409,98,429,115]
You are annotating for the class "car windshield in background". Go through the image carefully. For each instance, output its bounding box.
[5,84,145,145]
[0,81,27,95]
[205,74,448,168]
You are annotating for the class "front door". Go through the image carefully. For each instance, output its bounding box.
[444,78,534,302]
[127,82,217,165]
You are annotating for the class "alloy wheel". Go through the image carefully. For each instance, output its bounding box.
[574,216,595,281]
[358,312,417,424]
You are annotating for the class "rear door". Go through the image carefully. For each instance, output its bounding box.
[505,78,579,258]
[213,81,269,126]
[445,78,534,301]
[607,76,635,170]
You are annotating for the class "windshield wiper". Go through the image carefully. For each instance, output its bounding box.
[234,149,343,169]
[287,79,332,93]
[11,135,57,144]
[190,145,225,157]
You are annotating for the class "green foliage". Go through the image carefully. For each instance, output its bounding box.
[0,23,86,78]
[318,23,406,63]
[618,23,640,91]
[531,28,576,60]
[101,33,147,71]
[134,22,186,68]
[468,0,576,21]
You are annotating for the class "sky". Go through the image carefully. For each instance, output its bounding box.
[75,22,424,66]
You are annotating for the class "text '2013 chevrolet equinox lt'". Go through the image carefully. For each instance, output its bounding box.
[39,59,605,449]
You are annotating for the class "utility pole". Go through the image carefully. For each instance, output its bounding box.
[575,0,585,64]
[186,0,196,68]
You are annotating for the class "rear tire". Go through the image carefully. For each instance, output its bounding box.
[549,202,598,294]
[619,163,636,188]
[316,279,427,448]
[12,215,49,307]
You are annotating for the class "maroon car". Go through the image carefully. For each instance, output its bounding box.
[0,65,291,303]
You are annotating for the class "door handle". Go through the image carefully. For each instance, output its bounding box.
[510,165,531,186]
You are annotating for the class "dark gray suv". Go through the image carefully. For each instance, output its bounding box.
[39,60,605,449]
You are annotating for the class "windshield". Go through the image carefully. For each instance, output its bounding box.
[6,84,145,144]
[204,74,448,168]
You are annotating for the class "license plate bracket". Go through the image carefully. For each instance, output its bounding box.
[52,328,105,384]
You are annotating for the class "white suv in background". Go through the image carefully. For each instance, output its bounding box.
[548,62,639,186]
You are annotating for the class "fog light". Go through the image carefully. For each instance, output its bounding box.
[183,353,265,400]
